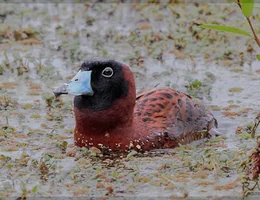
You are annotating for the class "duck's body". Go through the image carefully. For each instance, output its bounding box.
[54,59,218,152]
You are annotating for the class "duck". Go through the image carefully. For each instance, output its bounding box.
[54,59,219,152]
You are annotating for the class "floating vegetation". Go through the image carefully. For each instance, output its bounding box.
[0,2,259,198]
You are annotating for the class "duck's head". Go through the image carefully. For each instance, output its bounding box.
[54,59,136,130]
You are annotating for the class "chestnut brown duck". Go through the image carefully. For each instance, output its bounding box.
[54,59,219,152]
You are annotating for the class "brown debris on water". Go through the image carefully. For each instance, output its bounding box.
[13,27,41,44]
[235,126,243,135]
[214,182,240,191]
[248,139,260,180]
[250,113,260,139]
[19,38,42,45]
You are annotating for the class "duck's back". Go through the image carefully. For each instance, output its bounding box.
[134,88,217,149]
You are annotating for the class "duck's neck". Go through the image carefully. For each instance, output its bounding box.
[74,96,135,135]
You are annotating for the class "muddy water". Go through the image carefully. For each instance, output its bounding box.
[0,3,259,199]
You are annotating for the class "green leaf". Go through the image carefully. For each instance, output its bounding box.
[256,54,260,60]
[238,132,251,140]
[32,186,38,193]
[199,24,252,37]
[191,79,202,89]
[241,0,254,17]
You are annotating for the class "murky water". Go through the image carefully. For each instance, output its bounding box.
[0,2,259,199]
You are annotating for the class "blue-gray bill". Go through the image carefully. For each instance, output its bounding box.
[53,70,94,97]
[53,84,68,97]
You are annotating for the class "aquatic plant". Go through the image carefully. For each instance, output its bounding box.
[200,0,259,60]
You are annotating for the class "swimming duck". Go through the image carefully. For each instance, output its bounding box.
[54,59,219,152]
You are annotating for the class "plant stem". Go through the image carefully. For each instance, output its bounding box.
[237,0,260,48]
[246,17,260,47]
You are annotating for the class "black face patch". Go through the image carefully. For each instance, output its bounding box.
[74,59,129,111]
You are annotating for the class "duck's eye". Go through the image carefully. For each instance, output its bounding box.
[101,67,114,78]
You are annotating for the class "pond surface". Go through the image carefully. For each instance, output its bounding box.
[0,2,260,199]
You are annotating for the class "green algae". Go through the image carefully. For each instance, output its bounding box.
[0,2,259,199]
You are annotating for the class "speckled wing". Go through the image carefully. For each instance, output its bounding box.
[134,88,218,145]
[136,88,158,100]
